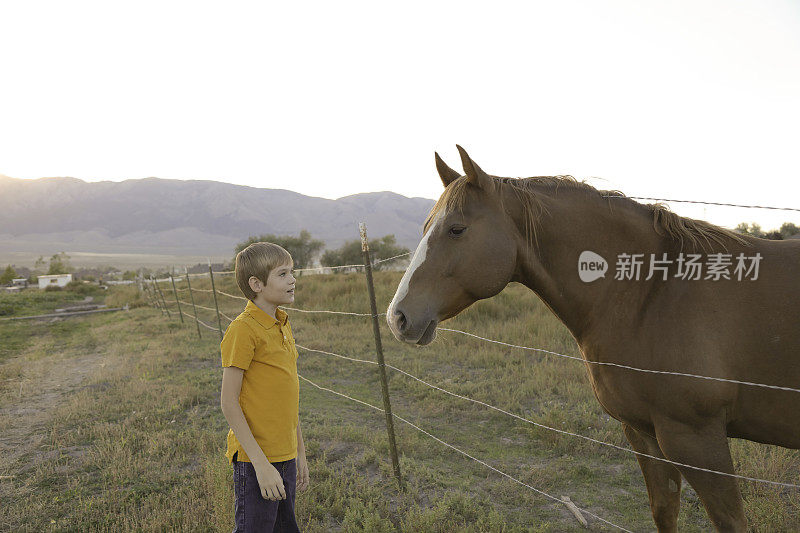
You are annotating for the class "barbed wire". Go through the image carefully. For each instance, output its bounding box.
[213,288,377,318]
[212,288,377,317]
[439,328,800,394]
[185,270,234,278]
[293,252,412,273]
[295,263,363,272]
[181,311,219,331]
[604,195,800,213]
[162,272,800,395]
[210,290,800,394]
[297,344,377,365]
[296,344,800,489]
[298,373,633,532]
[374,251,413,264]
[215,289,245,301]
[176,300,217,314]
[286,307,374,317]
[145,293,800,489]
[189,282,800,395]
[147,252,414,279]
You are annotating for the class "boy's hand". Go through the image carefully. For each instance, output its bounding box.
[253,461,286,500]
[297,452,310,492]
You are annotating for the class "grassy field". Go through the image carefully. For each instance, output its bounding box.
[0,251,231,271]
[0,274,798,532]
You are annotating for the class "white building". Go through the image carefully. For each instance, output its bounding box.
[38,273,72,289]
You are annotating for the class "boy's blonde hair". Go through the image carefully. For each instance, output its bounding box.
[235,242,293,300]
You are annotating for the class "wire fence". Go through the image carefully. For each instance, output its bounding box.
[176,285,800,395]
[298,373,633,532]
[163,282,800,397]
[181,310,220,332]
[145,251,636,529]
[139,197,800,529]
[173,251,414,280]
[145,268,800,530]
[613,196,800,213]
[295,344,800,489]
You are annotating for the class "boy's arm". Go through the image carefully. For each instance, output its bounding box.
[296,417,310,491]
[296,417,306,457]
[220,366,270,468]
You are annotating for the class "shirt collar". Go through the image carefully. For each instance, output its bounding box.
[245,300,288,330]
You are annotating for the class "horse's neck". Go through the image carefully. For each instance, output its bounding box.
[505,187,665,345]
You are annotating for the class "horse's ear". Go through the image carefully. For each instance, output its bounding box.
[456,145,493,192]
[435,152,460,187]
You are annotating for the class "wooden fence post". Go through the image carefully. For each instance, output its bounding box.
[170,269,184,324]
[140,272,155,308]
[149,277,166,315]
[153,274,171,319]
[208,260,224,341]
[359,222,403,490]
[185,268,202,339]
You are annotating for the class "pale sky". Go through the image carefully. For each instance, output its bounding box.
[2,1,799,231]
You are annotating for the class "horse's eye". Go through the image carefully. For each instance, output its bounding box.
[449,225,466,238]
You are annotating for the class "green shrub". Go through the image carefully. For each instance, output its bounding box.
[65,281,102,296]
[105,285,147,309]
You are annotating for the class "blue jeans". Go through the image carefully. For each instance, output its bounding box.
[232,452,300,532]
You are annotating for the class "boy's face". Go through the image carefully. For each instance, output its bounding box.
[250,261,295,307]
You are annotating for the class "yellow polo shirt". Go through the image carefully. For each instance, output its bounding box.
[221,300,299,464]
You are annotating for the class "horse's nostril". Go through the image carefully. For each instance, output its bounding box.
[395,309,408,333]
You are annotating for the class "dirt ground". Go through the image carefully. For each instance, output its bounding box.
[0,317,108,493]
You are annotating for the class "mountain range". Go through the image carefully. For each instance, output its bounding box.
[0,175,434,259]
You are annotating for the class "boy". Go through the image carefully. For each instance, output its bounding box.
[220,242,309,532]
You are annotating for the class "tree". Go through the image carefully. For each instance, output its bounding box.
[0,265,16,285]
[320,235,410,271]
[779,222,800,239]
[234,230,325,269]
[735,223,764,238]
[736,221,800,240]
[47,252,74,275]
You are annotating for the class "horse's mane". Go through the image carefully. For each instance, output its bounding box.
[424,175,749,252]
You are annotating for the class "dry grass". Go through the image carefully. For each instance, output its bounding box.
[0,273,797,531]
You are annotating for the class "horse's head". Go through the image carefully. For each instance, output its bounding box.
[387,146,519,345]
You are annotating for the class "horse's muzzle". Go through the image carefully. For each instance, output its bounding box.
[387,306,437,345]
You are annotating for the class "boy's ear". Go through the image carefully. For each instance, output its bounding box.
[248,275,263,292]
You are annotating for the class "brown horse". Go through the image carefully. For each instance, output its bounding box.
[386,146,800,532]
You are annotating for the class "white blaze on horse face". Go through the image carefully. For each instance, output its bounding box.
[388,213,442,320]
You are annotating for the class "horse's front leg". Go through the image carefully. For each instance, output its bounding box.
[652,416,747,532]
[622,423,682,533]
